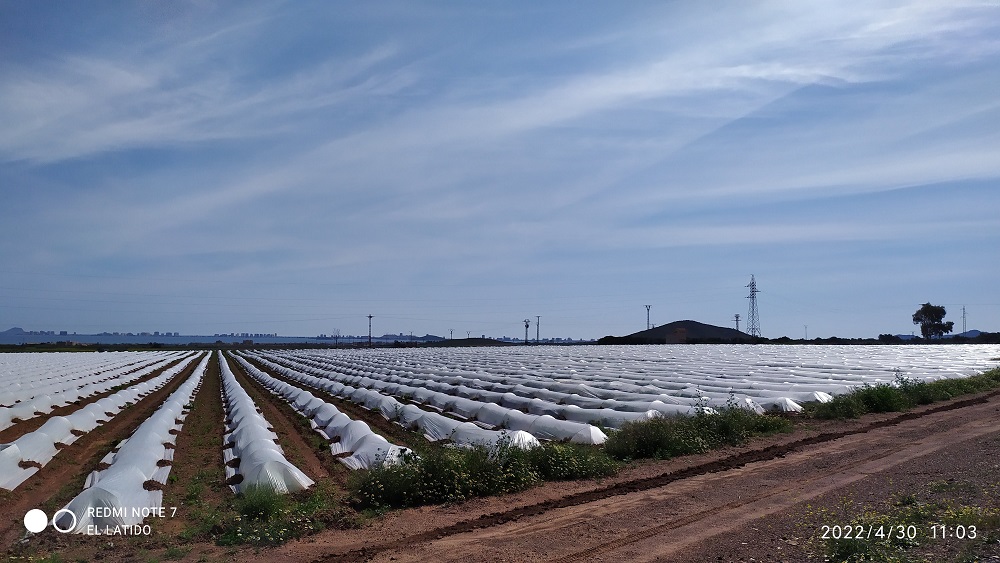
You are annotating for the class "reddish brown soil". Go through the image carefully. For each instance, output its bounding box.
[156,351,228,538]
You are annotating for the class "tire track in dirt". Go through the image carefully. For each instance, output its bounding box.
[0,352,206,551]
[311,388,1000,563]
[546,409,1000,563]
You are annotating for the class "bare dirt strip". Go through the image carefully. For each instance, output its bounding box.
[0,352,205,550]
[156,351,228,540]
[236,388,1000,563]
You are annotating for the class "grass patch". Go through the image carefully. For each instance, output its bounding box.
[211,480,356,547]
[178,469,226,541]
[349,437,619,510]
[233,483,288,521]
[928,479,980,494]
[809,367,1000,420]
[162,545,190,560]
[603,403,793,461]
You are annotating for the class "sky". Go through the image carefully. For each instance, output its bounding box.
[1,1,999,341]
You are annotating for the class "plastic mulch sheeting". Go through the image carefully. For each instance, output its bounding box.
[220,355,313,494]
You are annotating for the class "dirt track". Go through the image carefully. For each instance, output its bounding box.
[244,389,1000,563]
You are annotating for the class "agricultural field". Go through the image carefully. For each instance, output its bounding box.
[1,345,999,562]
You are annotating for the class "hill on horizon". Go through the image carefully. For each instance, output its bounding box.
[603,319,753,344]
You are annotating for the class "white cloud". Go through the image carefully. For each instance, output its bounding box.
[4,0,991,168]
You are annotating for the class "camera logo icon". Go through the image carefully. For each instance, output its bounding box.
[24,509,77,533]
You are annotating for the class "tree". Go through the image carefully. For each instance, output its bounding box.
[912,303,954,340]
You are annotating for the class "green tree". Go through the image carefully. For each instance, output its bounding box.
[912,302,954,340]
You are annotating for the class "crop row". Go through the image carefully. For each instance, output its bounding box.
[0,351,193,430]
[56,353,211,532]
[219,353,313,494]
[268,345,1000,417]
[231,353,412,470]
[0,353,201,490]
[237,352,543,456]
[242,351,605,444]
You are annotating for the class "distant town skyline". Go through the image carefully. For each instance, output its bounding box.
[1,316,988,345]
[2,2,998,340]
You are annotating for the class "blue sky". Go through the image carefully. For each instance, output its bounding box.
[1,1,998,340]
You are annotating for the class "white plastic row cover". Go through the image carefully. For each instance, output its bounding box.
[55,353,210,533]
[1,354,200,491]
[0,352,193,431]
[243,352,556,448]
[253,352,608,443]
[218,354,313,494]
[232,354,412,470]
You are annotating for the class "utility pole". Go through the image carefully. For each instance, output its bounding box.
[746,275,761,339]
[367,314,373,348]
[536,315,540,344]
[733,314,740,332]
[962,306,967,335]
[645,305,651,330]
[523,318,531,345]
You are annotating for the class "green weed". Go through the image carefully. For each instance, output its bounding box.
[349,437,619,510]
[603,403,792,461]
[214,481,354,546]
[810,367,1000,420]
[233,484,287,522]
